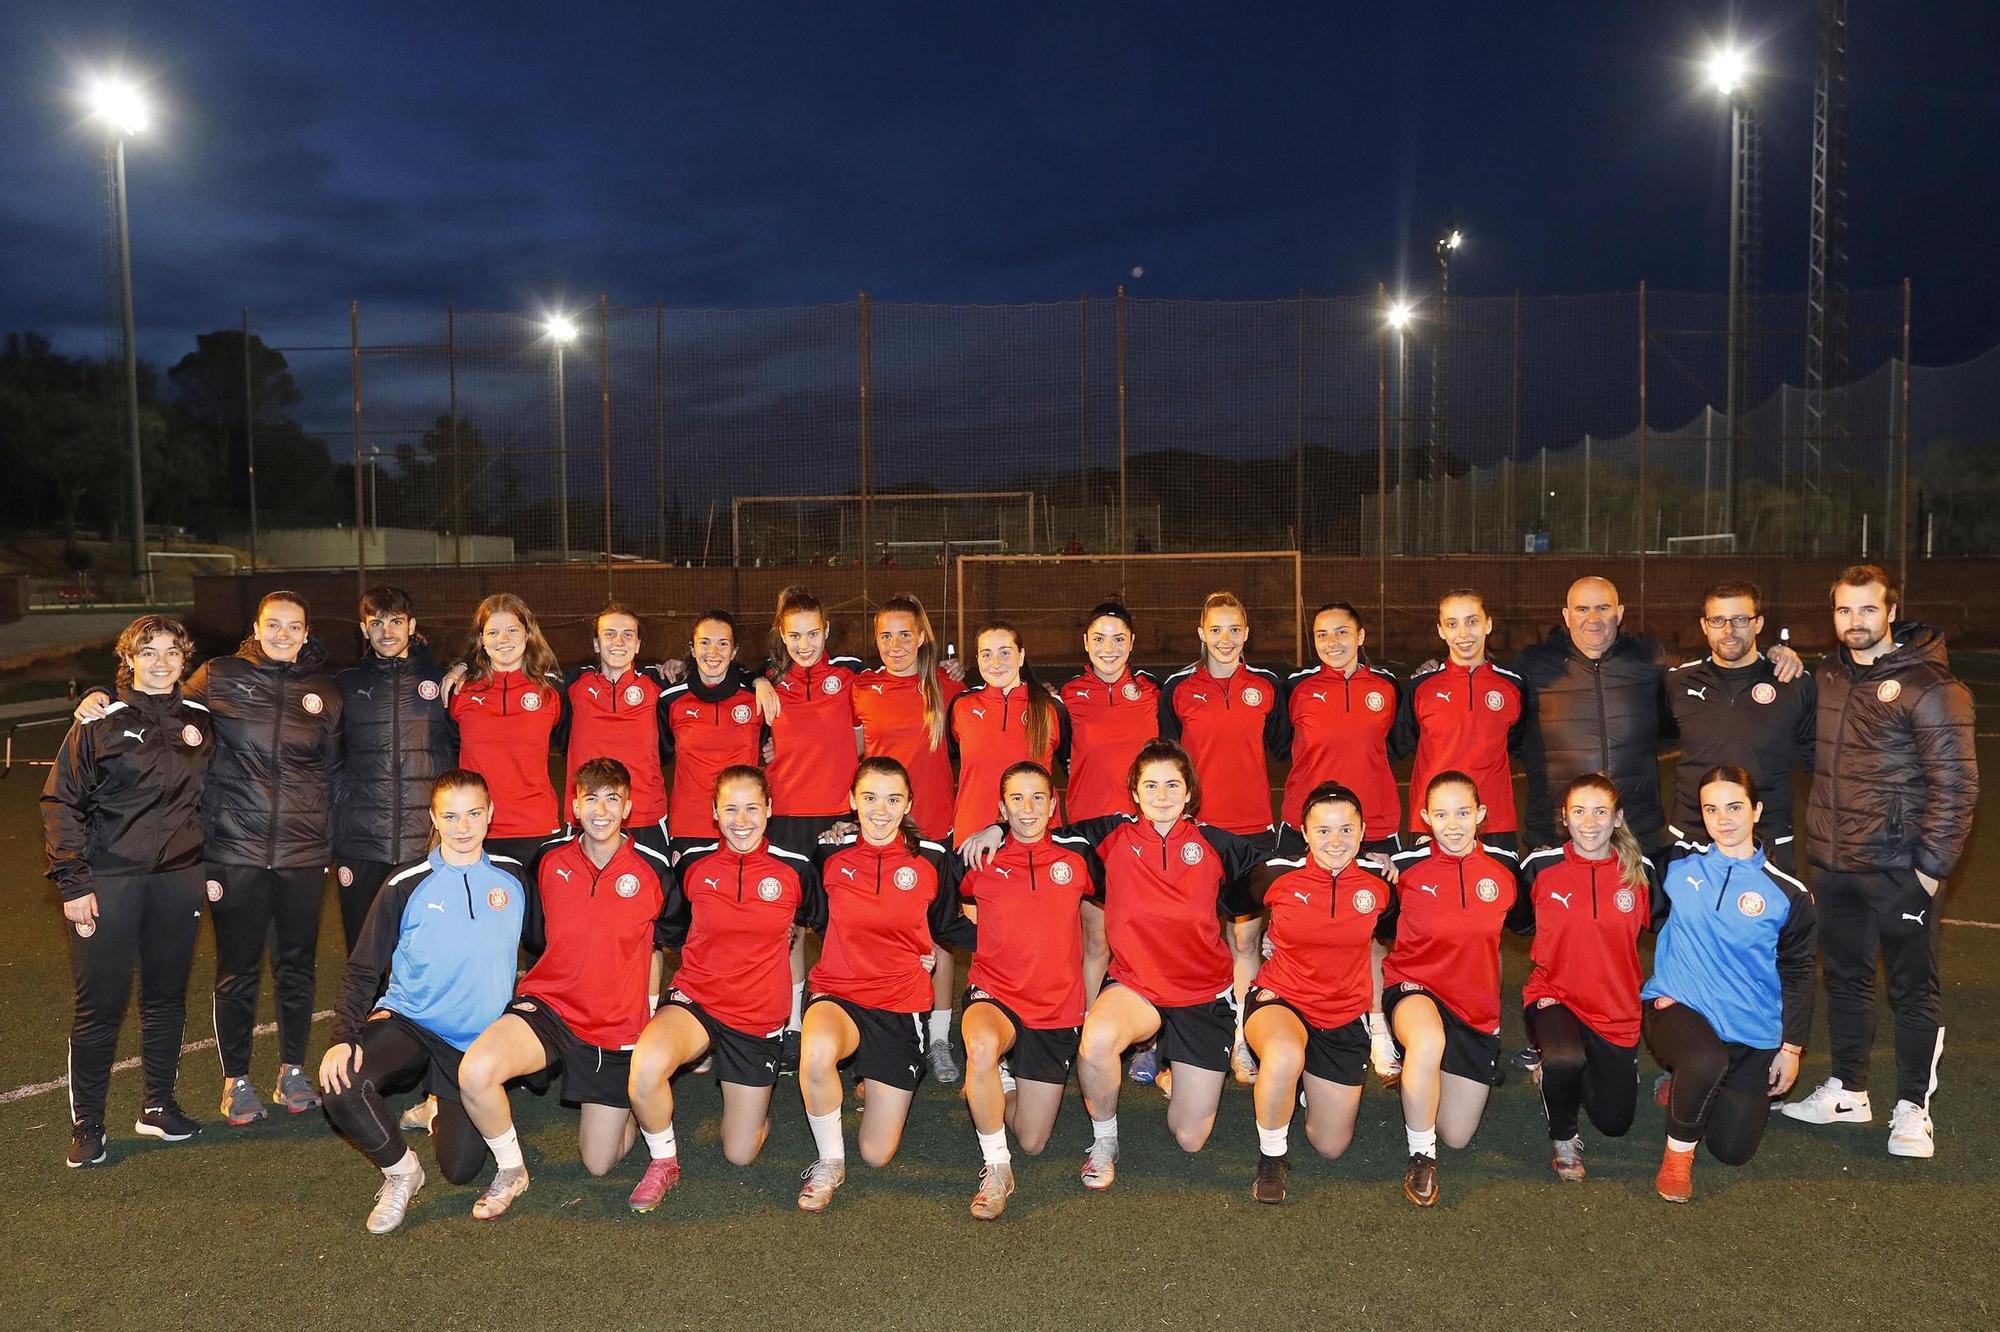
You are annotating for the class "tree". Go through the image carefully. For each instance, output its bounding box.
[166,330,303,518]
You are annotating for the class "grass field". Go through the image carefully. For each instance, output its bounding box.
[3,656,1998,1330]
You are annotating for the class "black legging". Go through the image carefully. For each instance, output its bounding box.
[1524,1001,1637,1141]
[321,1013,486,1184]
[1642,1002,1776,1166]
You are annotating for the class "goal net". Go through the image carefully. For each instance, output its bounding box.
[731,491,1040,568]
[952,551,1304,666]
[146,551,239,606]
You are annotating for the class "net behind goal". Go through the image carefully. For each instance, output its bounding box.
[146,551,239,605]
[731,492,1039,567]
[952,551,1304,666]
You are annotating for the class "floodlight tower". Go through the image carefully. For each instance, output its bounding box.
[85,75,151,592]
[1805,0,1851,522]
[546,315,578,560]
[1707,48,1760,540]
[1427,230,1462,550]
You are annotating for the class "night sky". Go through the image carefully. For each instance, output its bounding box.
[4,1,1996,368]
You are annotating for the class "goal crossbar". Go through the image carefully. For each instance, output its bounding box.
[732,491,1037,566]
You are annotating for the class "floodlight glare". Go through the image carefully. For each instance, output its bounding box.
[546,315,578,344]
[1386,300,1413,330]
[86,76,150,135]
[1444,229,1463,250]
[1707,48,1748,96]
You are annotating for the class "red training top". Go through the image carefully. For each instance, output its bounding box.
[768,657,864,817]
[955,833,1095,1029]
[1158,663,1289,835]
[1514,842,1653,1046]
[850,668,964,842]
[664,841,819,1037]
[1281,663,1401,841]
[519,834,669,1049]
[947,682,1069,847]
[1380,841,1518,1034]
[1392,660,1529,834]
[1057,669,1160,820]
[1064,814,1263,1008]
[562,665,668,827]
[451,668,565,838]
[661,674,765,838]
[1253,858,1392,1029]
[807,837,973,1012]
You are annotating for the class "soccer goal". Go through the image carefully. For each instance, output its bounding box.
[145,550,239,605]
[730,491,1040,568]
[952,550,1304,664]
[1664,532,1738,555]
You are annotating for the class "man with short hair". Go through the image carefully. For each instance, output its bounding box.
[1783,565,1977,1159]
[1665,579,1815,871]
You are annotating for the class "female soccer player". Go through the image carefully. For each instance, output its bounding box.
[948,621,1067,848]
[1643,766,1815,1203]
[1279,602,1401,857]
[1243,781,1391,1204]
[1381,771,1518,1207]
[456,758,671,1219]
[625,766,819,1212]
[763,586,867,1070]
[75,592,344,1126]
[850,593,965,1081]
[559,602,670,856]
[44,614,215,1167]
[1509,774,1655,1182]
[952,761,1095,1220]
[971,739,1261,1191]
[448,594,567,865]
[1056,601,1159,1005]
[794,758,974,1212]
[660,610,767,852]
[319,771,527,1232]
[1158,591,1289,1084]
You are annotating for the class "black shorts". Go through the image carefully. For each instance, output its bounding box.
[1242,991,1369,1087]
[1105,978,1236,1074]
[666,992,782,1089]
[1384,984,1502,1086]
[369,1010,470,1101]
[767,814,849,857]
[963,988,1080,1087]
[506,995,633,1109]
[809,994,927,1091]
[629,822,673,862]
[1274,826,1401,864]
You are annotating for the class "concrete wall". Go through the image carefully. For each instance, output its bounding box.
[227,529,514,570]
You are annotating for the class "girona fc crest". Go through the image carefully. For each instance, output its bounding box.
[758,877,783,902]
[1484,690,1505,711]
[624,684,645,706]
[1241,686,1264,707]
[1752,682,1777,705]
[301,692,324,715]
[1475,877,1500,903]
[487,888,510,911]
[1352,888,1378,914]
[418,679,441,700]
[614,873,640,898]
[1122,681,1141,701]
[1737,891,1766,918]
[822,676,843,695]
[1365,691,1386,712]
[732,703,753,724]
[893,866,918,891]
[1180,842,1205,866]
[1614,887,1637,914]
[521,691,543,711]
[1049,860,1074,885]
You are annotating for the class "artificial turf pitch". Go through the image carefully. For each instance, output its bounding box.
[3,663,1997,1330]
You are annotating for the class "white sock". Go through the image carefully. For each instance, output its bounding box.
[1090,1115,1119,1144]
[1257,1124,1289,1156]
[789,983,806,1031]
[1666,1135,1698,1154]
[648,993,661,1016]
[807,1109,845,1163]
[1366,1012,1390,1038]
[1406,1125,1437,1156]
[642,1125,677,1160]
[928,1009,951,1044]
[484,1126,523,1170]
[976,1129,1011,1166]
[383,1148,421,1178]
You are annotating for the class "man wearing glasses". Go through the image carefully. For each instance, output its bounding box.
[1664,579,1816,871]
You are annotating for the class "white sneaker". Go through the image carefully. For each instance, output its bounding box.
[1230,1040,1259,1086]
[366,1165,425,1234]
[1081,1138,1118,1191]
[399,1096,438,1133]
[1887,1101,1935,1158]
[998,1059,1017,1096]
[1781,1077,1873,1124]
[1369,1028,1403,1088]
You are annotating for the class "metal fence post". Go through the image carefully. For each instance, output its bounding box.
[350,300,366,593]
[1507,291,1521,549]
[1295,289,1306,553]
[600,293,614,598]
[1116,285,1127,556]
[447,303,460,564]
[655,300,667,562]
[1079,294,1089,533]
[1637,281,1648,628]
[1900,277,1912,588]
[858,291,873,607]
[242,306,259,572]
[1376,282,1388,638]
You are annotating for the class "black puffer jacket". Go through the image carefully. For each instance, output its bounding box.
[1805,623,1979,879]
[332,642,457,864]
[1513,627,1673,846]
[190,641,343,870]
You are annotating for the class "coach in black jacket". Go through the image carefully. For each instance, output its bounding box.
[1665,578,1815,871]
[1783,566,1978,1157]
[331,587,457,951]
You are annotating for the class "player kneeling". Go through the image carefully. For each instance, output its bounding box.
[319,771,526,1233]
[456,758,670,1219]
[1241,782,1390,1203]
[625,766,819,1211]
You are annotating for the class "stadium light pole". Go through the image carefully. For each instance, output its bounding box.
[546,315,578,560]
[1429,230,1462,552]
[1386,299,1414,553]
[85,75,151,597]
[1707,47,1750,539]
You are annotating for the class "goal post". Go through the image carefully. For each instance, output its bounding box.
[731,491,1038,567]
[146,550,239,605]
[953,550,1304,665]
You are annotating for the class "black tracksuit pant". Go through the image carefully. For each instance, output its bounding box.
[1815,867,1945,1106]
[321,1013,485,1184]
[211,864,326,1077]
[1524,1001,1638,1141]
[66,869,206,1127]
[332,860,395,954]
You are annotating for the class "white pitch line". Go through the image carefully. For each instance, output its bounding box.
[0,1008,333,1107]
[1943,918,2000,931]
